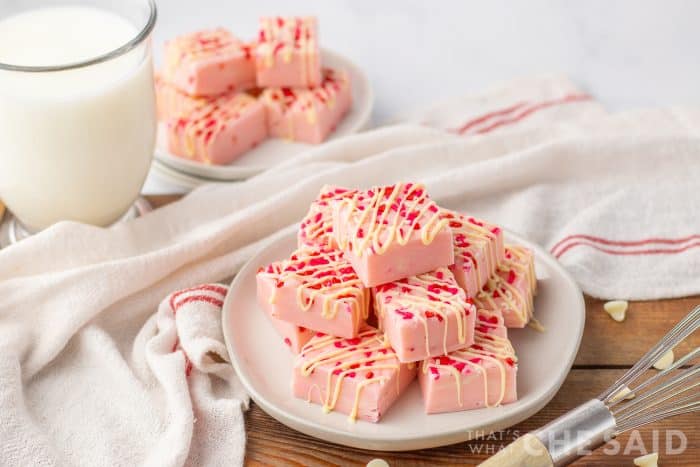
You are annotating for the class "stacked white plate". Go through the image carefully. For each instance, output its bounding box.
[149,49,374,191]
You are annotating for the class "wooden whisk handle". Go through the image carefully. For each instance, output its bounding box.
[478,434,553,467]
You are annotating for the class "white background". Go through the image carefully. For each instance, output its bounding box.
[154,0,700,123]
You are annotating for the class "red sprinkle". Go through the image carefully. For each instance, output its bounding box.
[395,309,414,320]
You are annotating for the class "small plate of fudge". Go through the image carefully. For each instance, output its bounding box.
[154,17,373,181]
[222,182,586,450]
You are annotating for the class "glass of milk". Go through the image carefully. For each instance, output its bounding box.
[0,0,157,232]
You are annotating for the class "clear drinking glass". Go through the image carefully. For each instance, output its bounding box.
[0,0,157,232]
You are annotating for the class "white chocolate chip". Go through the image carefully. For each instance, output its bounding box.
[528,317,546,333]
[603,300,628,322]
[366,459,390,467]
[610,385,635,403]
[653,349,674,370]
[633,452,659,467]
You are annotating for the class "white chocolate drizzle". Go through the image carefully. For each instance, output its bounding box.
[298,185,356,248]
[165,93,258,164]
[373,268,475,357]
[474,245,536,325]
[257,248,369,329]
[422,330,517,408]
[257,17,318,86]
[259,69,349,141]
[297,329,404,422]
[441,209,504,288]
[333,183,449,258]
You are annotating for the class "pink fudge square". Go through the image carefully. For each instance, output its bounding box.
[163,93,267,165]
[260,68,352,144]
[256,247,369,338]
[332,182,454,287]
[256,16,322,88]
[163,28,255,97]
[419,331,518,414]
[474,245,537,328]
[155,73,212,120]
[292,328,417,422]
[441,210,505,297]
[298,185,357,249]
[373,268,476,363]
[256,283,314,353]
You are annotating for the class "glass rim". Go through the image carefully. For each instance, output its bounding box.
[0,0,157,72]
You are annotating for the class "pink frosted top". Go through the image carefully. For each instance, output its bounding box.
[441,209,502,265]
[166,93,259,152]
[257,247,369,323]
[296,328,411,421]
[257,16,317,58]
[298,185,357,248]
[333,182,450,258]
[374,268,476,355]
[375,268,476,354]
[423,332,517,408]
[165,28,252,68]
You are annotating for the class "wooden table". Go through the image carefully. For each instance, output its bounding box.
[148,196,700,467]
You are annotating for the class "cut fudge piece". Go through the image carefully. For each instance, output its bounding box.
[298,185,357,249]
[256,16,322,88]
[441,210,505,297]
[373,268,476,363]
[256,282,314,353]
[293,327,417,422]
[163,93,267,165]
[332,182,454,287]
[163,28,255,97]
[269,320,314,354]
[155,73,209,120]
[419,331,518,414]
[474,245,537,328]
[260,68,352,144]
[256,247,369,338]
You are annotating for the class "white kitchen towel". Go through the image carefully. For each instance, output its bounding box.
[2,74,700,466]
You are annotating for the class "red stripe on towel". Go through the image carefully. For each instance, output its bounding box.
[551,233,700,256]
[554,239,700,259]
[454,101,528,134]
[471,94,592,135]
[169,284,227,312]
[551,233,700,258]
[173,294,224,312]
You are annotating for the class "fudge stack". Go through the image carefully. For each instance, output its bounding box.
[156,17,352,165]
[256,183,538,422]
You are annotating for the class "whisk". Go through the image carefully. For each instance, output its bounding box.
[480,304,700,467]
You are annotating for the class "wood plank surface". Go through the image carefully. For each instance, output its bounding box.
[144,195,699,466]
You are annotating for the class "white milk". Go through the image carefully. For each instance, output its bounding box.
[0,6,156,230]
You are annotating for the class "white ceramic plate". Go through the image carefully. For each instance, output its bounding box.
[154,49,373,181]
[222,228,585,451]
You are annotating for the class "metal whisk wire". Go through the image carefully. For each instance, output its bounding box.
[600,304,700,434]
[480,305,700,467]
